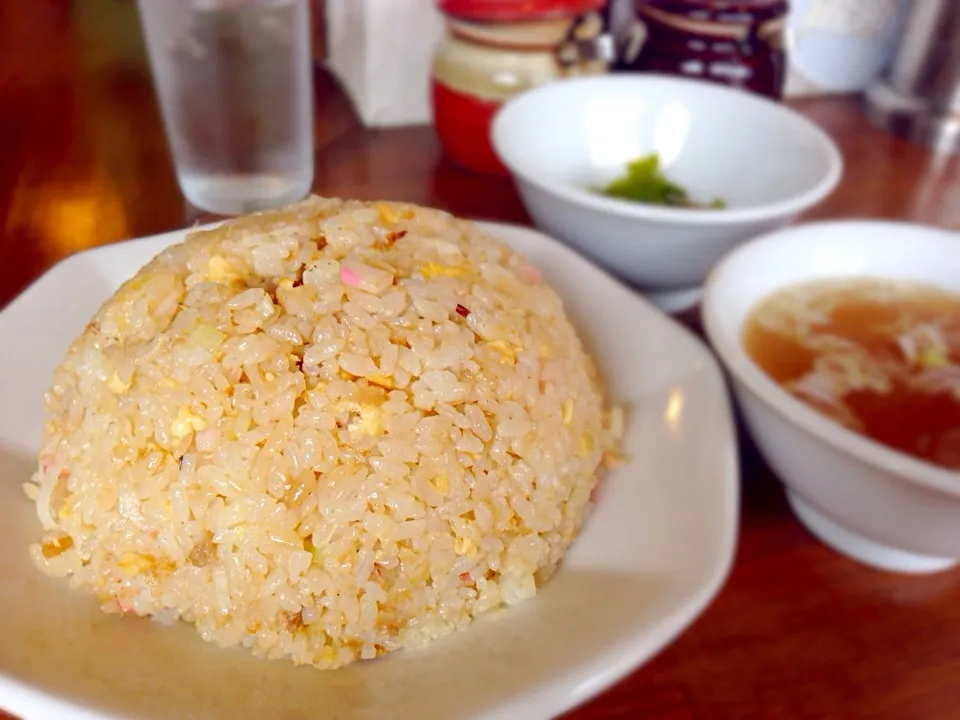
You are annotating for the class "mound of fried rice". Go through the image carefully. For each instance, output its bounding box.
[26,196,622,669]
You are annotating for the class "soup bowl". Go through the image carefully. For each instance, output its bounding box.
[703,220,960,573]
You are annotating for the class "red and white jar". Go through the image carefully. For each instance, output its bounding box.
[432,0,610,175]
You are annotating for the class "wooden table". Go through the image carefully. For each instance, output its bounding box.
[3,3,960,719]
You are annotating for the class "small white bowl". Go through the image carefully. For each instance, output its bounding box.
[491,75,843,311]
[703,220,960,574]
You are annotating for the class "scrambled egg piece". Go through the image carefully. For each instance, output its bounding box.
[377,203,401,225]
[431,474,449,495]
[206,255,242,284]
[578,432,594,458]
[118,552,152,578]
[420,262,469,280]
[354,405,383,436]
[454,536,477,556]
[107,371,132,394]
[336,399,384,437]
[487,340,517,365]
[368,374,394,390]
[40,534,73,559]
[376,203,414,225]
[171,406,207,440]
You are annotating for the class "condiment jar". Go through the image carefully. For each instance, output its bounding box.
[615,0,788,100]
[432,0,610,175]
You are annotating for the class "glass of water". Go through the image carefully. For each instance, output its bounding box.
[136,0,315,215]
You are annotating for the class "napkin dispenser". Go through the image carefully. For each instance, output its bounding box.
[324,0,444,127]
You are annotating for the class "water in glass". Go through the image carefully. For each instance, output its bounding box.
[137,0,314,215]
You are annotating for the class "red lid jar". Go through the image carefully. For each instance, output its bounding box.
[615,0,788,100]
[432,0,610,175]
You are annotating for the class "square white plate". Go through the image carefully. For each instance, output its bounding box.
[0,222,738,720]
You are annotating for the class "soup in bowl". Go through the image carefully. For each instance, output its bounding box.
[703,220,960,574]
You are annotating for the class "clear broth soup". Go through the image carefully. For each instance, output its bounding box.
[743,279,960,470]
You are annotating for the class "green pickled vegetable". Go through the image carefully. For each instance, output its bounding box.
[597,154,725,209]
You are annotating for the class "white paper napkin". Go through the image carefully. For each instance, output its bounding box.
[325,0,445,127]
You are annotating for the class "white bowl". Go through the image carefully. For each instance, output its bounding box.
[703,220,960,574]
[491,75,843,312]
[0,222,738,720]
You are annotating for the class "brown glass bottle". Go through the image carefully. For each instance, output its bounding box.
[614,0,788,100]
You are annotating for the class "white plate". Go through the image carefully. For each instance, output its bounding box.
[0,221,738,720]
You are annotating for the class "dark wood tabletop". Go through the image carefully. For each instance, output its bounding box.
[3,2,960,720]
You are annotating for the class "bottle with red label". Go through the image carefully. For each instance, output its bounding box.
[432,0,611,176]
[614,0,788,100]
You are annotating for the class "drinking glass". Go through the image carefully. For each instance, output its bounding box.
[136,0,315,215]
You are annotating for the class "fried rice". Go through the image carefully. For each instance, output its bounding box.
[25,195,622,669]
